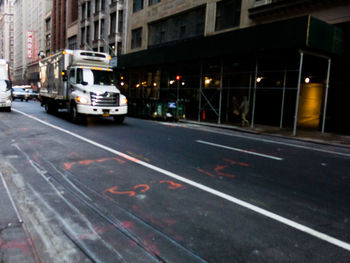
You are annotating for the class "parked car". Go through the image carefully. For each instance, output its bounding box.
[26,88,38,100]
[12,86,29,101]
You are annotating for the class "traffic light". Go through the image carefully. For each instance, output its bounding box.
[176,75,181,81]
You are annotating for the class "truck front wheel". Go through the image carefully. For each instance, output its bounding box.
[113,115,125,124]
[70,102,85,124]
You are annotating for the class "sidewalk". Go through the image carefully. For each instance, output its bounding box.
[180,120,350,149]
[0,172,37,263]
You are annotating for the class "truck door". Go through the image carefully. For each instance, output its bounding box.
[68,68,76,97]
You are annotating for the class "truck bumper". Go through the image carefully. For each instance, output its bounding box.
[0,100,12,108]
[77,104,128,116]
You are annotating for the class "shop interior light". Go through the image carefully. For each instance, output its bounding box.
[205,78,211,84]
[153,83,157,87]
[305,77,310,83]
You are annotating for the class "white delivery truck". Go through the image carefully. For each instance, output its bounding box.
[39,50,127,123]
[0,59,12,112]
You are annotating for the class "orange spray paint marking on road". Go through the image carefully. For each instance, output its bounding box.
[133,184,150,193]
[159,180,182,189]
[224,159,249,167]
[214,165,235,178]
[103,186,136,197]
[197,168,216,178]
[64,157,127,170]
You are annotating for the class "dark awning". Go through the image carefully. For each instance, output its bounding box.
[118,16,343,68]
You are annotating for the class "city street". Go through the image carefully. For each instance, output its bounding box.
[0,100,350,262]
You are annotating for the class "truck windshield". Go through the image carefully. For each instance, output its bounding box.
[78,68,114,86]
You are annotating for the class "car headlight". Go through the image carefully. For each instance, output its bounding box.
[120,95,127,106]
[76,96,89,104]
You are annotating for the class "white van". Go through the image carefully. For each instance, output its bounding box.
[0,59,12,112]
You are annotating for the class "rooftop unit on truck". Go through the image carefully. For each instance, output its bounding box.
[0,59,12,112]
[39,50,127,123]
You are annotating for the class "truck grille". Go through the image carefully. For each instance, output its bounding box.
[90,92,119,107]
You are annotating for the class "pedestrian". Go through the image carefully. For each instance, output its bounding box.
[240,96,249,127]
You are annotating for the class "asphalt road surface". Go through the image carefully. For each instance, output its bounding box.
[0,100,349,263]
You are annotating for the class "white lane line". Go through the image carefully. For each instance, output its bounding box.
[13,109,350,252]
[196,140,283,161]
[161,122,350,158]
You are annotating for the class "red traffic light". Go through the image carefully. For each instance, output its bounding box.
[176,75,181,80]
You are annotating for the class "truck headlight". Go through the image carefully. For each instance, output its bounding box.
[120,95,127,106]
[76,96,89,104]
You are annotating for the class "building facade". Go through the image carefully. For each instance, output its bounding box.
[66,0,79,50]
[117,0,350,135]
[78,0,125,56]
[13,0,51,85]
[0,0,14,75]
[51,0,66,52]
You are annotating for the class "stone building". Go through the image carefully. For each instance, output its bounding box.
[78,0,125,56]
[0,0,14,75]
[12,0,51,85]
[117,0,350,135]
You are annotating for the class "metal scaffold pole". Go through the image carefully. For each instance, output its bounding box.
[280,69,287,128]
[322,58,331,133]
[250,59,258,128]
[198,63,203,122]
[218,61,223,124]
[293,52,304,136]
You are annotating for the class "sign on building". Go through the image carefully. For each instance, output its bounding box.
[27,31,33,59]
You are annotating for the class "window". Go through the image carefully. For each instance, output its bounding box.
[87,2,91,18]
[109,42,115,55]
[68,36,77,50]
[110,12,116,34]
[45,18,51,31]
[86,26,91,43]
[81,27,85,45]
[133,0,143,13]
[215,0,241,31]
[82,2,86,19]
[100,19,105,36]
[117,41,122,55]
[101,0,105,10]
[149,0,160,6]
[94,21,99,40]
[131,27,142,49]
[69,69,76,83]
[46,34,51,47]
[95,0,100,12]
[118,10,123,33]
[148,7,205,46]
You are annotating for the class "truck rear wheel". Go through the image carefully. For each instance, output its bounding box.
[45,101,57,114]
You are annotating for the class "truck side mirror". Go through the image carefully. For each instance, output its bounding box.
[5,80,11,91]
